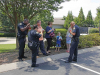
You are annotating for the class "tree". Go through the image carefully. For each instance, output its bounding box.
[85,10,94,27]
[0,11,15,32]
[94,7,100,27]
[77,7,85,26]
[0,0,69,48]
[30,11,54,30]
[74,17,78,25]
[64,11,73,29]
[62,16,66,20]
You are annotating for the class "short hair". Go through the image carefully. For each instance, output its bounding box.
[70,21,75,25]
[37,20,41,23]
[33,25,38,29]
[48,22,52,25]
[24,19,29,22]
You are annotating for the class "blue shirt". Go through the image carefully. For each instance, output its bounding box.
[72,25,80,38]
[45,26,52,38]
[18,22,28,35]
[56,36,62,44]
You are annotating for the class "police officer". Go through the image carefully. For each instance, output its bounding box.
[65,21,80,63]
[17,19,30,61]
[28,25,41,67]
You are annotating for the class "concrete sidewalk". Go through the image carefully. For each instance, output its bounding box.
[0,37,46,44]
[0,46,100,73]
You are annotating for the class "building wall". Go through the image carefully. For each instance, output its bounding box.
[52,25,64,29]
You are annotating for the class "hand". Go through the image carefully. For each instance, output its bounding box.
[52,28,55,31]
[69,30,72,34]
[42,29,45,32]
[27,23,30,27]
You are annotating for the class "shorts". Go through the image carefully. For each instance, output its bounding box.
[66,38,71,44]
[56,44,61,47]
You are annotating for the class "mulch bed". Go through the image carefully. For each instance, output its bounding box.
[0,49,67,65]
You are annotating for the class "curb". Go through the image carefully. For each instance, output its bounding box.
[0,46,100,73]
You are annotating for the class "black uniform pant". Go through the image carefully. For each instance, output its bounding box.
[46,38,52,51]
[68,39,79,62]
[31,47,38,66]
[18,38,25,59]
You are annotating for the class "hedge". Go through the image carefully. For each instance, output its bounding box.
[0,33,16,37]
[89,28,99,34]
[44,32,100,49]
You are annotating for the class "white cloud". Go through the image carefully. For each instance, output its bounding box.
[52,0,100,18]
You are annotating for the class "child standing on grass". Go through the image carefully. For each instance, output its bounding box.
[66,27,72,53]
[55,32,62,52]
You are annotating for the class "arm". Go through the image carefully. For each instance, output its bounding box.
[20,23,30,32]
[70,28,76,36]
[47,28,54,33]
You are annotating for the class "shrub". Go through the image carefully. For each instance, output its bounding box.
[0,33,16,37]
[89,28,99,34]
[55,28,67,32]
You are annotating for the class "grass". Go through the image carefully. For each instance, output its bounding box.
[0,44,17,53]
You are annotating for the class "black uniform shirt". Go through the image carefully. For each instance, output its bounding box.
[72,25,80,38]
[18,22,28,35]
[28,30,41,43]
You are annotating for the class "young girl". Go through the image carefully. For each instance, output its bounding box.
[55,32,62,52]
[66,27,72,53]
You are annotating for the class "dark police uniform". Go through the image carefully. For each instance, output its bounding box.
[68,25,80,62]
[28,30,41,66]
[17,22,28,60]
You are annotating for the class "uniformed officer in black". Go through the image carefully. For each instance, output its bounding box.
[65,21,80,63]
[28,25,41,67]
[17,19,30,61]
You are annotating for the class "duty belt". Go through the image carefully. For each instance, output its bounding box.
[72,37,79,42]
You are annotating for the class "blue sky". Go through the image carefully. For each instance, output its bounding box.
[53,0,100,18]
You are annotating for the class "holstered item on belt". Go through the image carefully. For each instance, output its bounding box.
[17,33,26,40]
[28,41,40,50]
[72,37,79,42]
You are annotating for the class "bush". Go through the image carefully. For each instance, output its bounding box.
[0,33,16,37]
[89,28,99,34]
[44,32,100,49]
[55,28,67,32]
[78,33,100,48]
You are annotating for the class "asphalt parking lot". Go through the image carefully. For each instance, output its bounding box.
[0,47,100,75]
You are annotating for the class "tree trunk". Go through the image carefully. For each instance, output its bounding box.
[15,24,19,49]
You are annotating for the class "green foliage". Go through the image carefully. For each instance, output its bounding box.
[44,31,100,49]
[74,17,79,25]
[78,33,100,48]
[94,7,100,27]
[85,10,94,27]
[89,28,99,34]
[0,33,15,37]
[64,11,73,28]
[77,7,85,26]
[30,11,54,29]
[55,28,67,32]
[0,11,15,32]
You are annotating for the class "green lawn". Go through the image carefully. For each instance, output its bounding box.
[0,44,17,53]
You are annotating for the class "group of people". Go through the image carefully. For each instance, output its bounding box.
[17,19,80,67]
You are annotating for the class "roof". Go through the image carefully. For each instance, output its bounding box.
[53,18,65,25]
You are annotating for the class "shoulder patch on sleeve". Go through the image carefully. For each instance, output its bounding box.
[19,23,22,25]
